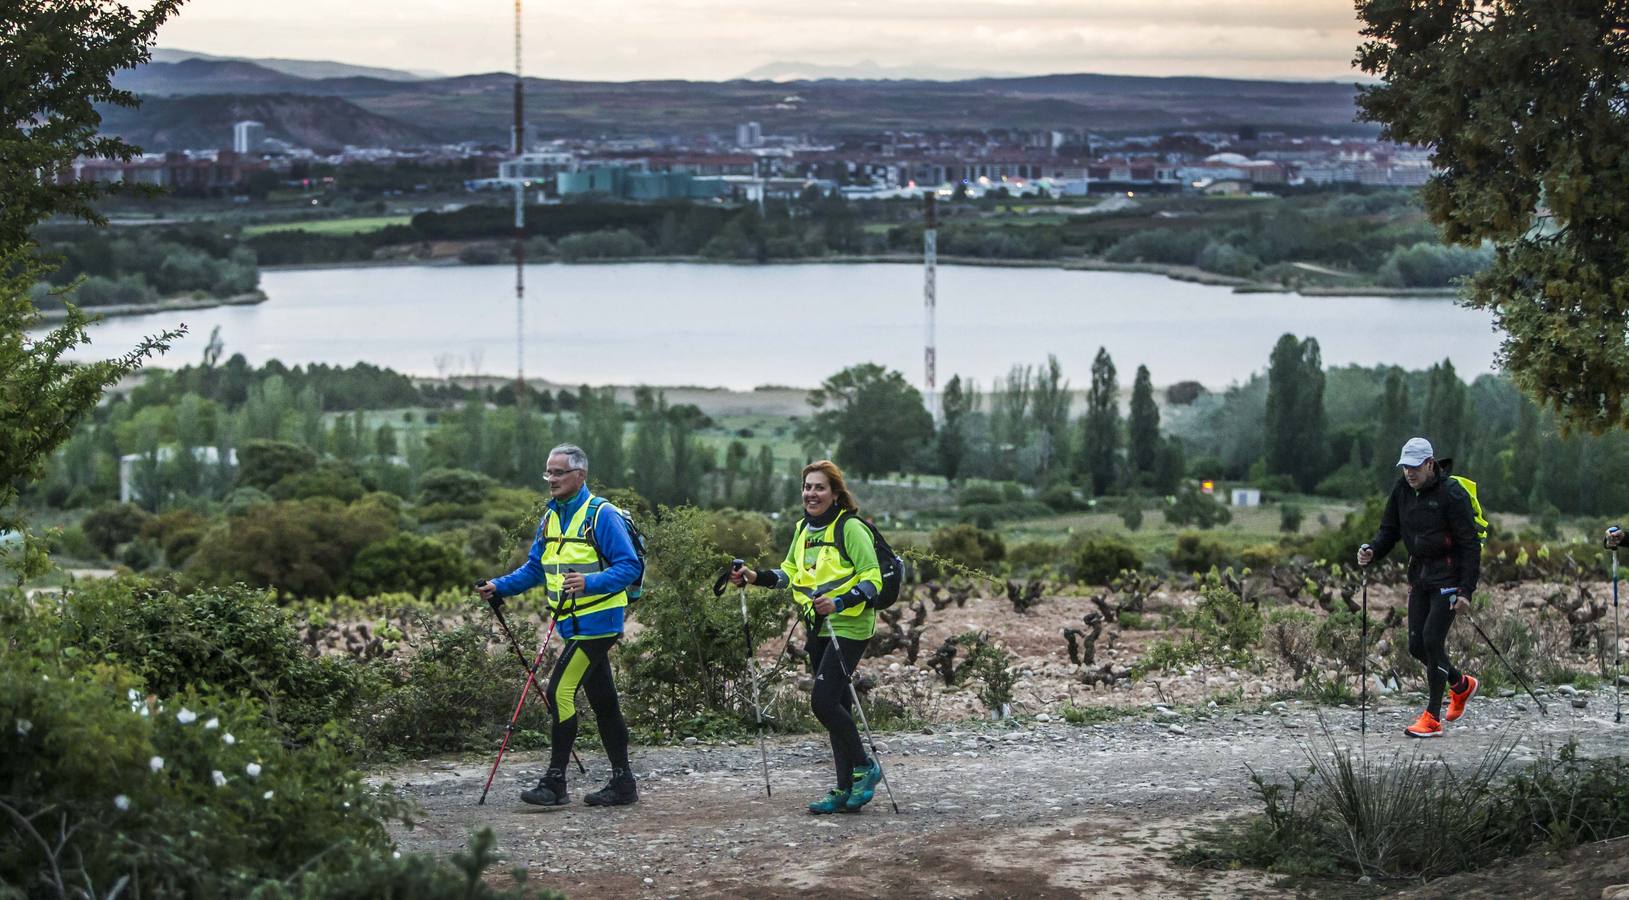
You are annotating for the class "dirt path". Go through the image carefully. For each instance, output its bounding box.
[380,696,1625,899]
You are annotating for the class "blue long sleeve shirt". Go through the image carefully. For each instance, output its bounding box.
[492,486,641,638]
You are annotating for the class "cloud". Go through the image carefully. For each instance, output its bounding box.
[157,0,1364,81]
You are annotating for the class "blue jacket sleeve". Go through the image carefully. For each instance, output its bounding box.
[492,520,548,597]
[583,505,642,596]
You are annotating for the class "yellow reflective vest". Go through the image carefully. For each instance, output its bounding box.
[540,496,629,627]
[785,510,879,640]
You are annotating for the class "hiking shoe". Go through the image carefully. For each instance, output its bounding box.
[1446,674,1479,722]
[583,767,638,807]
[520,769,569,807]
[844,761,882,811]
[1404,710,1443,738]
[808,788,849,815]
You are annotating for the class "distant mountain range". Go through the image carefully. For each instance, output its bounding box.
[151,48,438,82]
[739,60,1019,82]
[108,56,1373,151]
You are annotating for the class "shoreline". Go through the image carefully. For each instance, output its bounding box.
[34,290,268,324]
[263,254,1458,297]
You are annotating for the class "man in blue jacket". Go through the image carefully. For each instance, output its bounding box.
[477,443,643,807]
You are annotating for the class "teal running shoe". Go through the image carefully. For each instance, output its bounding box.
[844,760,881,811]
[808,788,849,815]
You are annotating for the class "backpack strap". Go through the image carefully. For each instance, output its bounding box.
[583,496,612,566]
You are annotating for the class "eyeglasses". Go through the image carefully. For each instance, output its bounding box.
[544,467,582,479]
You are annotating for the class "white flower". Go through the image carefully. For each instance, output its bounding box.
[139,707,150,718]
[211,770,227,788]
[149,756,165,773]
[245,762,262,778]
[113,795,130,811]
[222,733,236,746]
[127,688,140,701]
[176,708,197,725]
[262,790,275,800]
[392,851,401,860]
[15,719,32,736]
[204,717,220,730]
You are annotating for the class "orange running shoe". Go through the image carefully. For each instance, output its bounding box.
[1446,674,1479,722]
[1404,709,1443,738]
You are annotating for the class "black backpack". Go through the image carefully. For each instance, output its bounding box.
[827,513,906,610]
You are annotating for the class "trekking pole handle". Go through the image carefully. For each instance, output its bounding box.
[475,580,504,610]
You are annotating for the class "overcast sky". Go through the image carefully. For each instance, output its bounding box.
[155,0,1368,82]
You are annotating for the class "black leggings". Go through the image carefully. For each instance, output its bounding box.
[807,628,871,790]
[1407,584,1463,718]
[545,636,630,774]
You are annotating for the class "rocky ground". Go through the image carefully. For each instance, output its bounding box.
[380,692,1627,899]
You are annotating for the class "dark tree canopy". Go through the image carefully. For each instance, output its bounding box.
[1356,1,1629,431]
[805,363,934,478]
[1,0,184,247]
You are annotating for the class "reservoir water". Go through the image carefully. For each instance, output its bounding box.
[64,263,1502,389]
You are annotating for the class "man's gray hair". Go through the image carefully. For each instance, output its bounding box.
[548,443,589,472]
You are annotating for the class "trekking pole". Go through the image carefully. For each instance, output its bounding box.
[1609,527,1621,724]
[478,585,586,774]
[1453,594,1547,716]
[478,610,562,805]
[1358,548,1370,737]
[822,614,901,813]
[719,560,774,797]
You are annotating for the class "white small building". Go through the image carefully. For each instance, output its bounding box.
[1230,488,1262,507]
[119,446,238,503]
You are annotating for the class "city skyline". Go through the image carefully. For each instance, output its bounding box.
[154,0,1368,83]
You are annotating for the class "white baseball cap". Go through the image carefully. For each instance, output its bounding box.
[1396,437,1434,467]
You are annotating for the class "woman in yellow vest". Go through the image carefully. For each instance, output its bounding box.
[478,443,642,807]
[731,459,884,813]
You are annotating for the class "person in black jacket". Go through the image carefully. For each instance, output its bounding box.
[1357,437,1482,738]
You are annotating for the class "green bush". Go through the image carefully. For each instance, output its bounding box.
[1163,485,1232,529]
[237,440,319,491]
[1279,503,1303,533]
[1168,532,1235,574]
[1186,737,1629,881]
[928,523,1006,574]
[1135,582,1262,676]
[1006,540,1063,573]
[418,467,496,506]
[81,502,155,557]
[1066,535,1142,585]
[706,508,776,567]
[38,578,372,746]
[187,497,399,600]
[557,228,651,261]
[345,532,474,598]
[1039,483,1081,511]
[361,618,545,756]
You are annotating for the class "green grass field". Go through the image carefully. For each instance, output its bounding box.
[243,216,413,237]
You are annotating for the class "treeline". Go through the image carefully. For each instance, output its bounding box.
[30,224,259,307]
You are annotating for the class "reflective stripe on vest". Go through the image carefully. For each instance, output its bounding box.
[787,511,866,618]
[541,495,628,620]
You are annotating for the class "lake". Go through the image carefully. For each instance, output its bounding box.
[61,263,1502,390]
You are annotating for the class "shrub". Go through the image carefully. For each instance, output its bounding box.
[928,523,1006,573]
[345,532,473,599]
[1186,736,1629,881]
[1066,535,1142,585]
[187,497,399,600]
[1279,503,1303,533]
[237,440,318,491]
[38,578,372,746]
[1163,485,1232,529]
[418,467,497,506]
[1039,482,1082,512]
[1135,582,1262,676]
[1168,532,1234,574]
[81,502,154,557]
[706,508,776,567]
[361,618,546,756]
[557,228,651,261]
[1006,540,1063,574]
[1240,543,1283,570]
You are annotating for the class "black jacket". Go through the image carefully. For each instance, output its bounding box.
[1366,458,1481,596]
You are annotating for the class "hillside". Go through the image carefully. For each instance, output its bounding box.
[96,92,438,152]
[106,59,1374,148]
